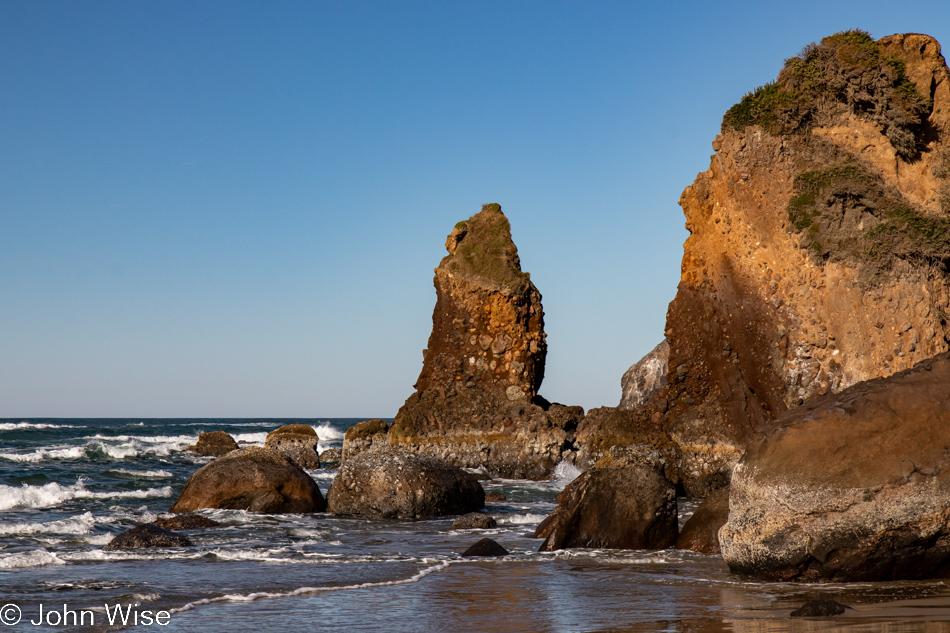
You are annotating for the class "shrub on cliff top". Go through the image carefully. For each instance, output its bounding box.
[442,204,528,291]
[723,29,929,159]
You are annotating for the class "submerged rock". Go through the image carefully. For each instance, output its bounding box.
[327,450,484,520]
[790,600,850,617]
[452,512,497,530]
[319,447,342,466]
[265,424,320,469]
[676,486,729,554]
[484,492,507,502]
[720,353,950,582]
[170,447,327,514]
[390,204,583,479]
[535,446,677,551]
[189,431,239,457]
[462,538,509,557]
[153,515,222,530]
[104,524,193,550]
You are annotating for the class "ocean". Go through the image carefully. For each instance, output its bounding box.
[2,418,950,632]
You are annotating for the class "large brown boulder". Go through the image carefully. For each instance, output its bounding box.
[720,352,950,581]
[535,446,678,551]
[190,431,239,457]
[341,419,391,461]
[676,486,729,554]
[264,424,320,469]
[619,340,669,409]
[170,447,326,514]
[390,204,583,479]
[326,450,484,520]
[589,32,950,495]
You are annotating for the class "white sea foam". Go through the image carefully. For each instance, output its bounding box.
[0,480,172,511]
[0,446,87,462]
[106,469,174,479]
[0,549,66,569]
[0,421,84,431]
[496,513,547,525]
[0,511,96,536]
[232,432,267,445]
[552,461,582,484]
[170,560,451,614]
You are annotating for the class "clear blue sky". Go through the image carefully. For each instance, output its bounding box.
[1,1,947,417]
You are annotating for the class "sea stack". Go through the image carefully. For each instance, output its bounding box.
[390,204,582,479]
[581,31,950,494]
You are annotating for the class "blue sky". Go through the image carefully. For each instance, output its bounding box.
[2,1,948,417]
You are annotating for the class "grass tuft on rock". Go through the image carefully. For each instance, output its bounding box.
[442,204,528,291]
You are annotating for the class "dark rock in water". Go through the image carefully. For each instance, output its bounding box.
[153,515,222,530]
[484,492,507,502]
[265,425,320,469]
[319,448,342,465]
[190,431,239,457]
[170,447,327,514]
[535,446,677,552]
[619,340,669,409]
[790,600,850,617]
[390,204,584,479]
[452,512,497,530]
[104,524,193,550]
[327,450,484,520]
[341,419,391,461]
[462,538,508,557]
[721,352,950,582]
[676,486,729,554]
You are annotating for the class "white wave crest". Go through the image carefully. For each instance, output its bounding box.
[314,423,343,441]
[170,560,451,614]
[0,480,172,511]
[496,513,547,525]
[106,469,174,479]
[232,432,267,445]
[552,461,582,484]
[0,422,84,431]
[0,511,96,536]
[0,549,66,569]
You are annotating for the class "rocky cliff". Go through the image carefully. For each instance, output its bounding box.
[618,340,669,409]
[391,204,582,479]
[582,31,950,494]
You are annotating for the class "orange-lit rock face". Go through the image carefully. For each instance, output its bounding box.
[663,34,950,493]
[392,204,580,480]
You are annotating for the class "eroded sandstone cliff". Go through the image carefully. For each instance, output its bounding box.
[391,204,582,478]
[582,31,950,494]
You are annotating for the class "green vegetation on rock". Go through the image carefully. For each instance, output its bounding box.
[442,204,528,291]
[723,29,929,159]
[787,160,950,276]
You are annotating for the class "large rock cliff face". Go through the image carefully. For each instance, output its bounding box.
[583,32,950,494]
[391,204,582,479]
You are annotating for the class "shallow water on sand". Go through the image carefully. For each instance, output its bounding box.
[2,419,950,632]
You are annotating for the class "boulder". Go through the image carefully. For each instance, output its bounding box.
[153,515,222,530]
[189,431,239,457]
[452,512,497,530]
[720,353,950,581]
[462,538,509,557]
[341,419,391,461]
[326,450,484,520]
[104,524,193,550]
[535,446,678,551]
[484,492,507,502]
[170,447,327,514]
[676,486,729,554]
[319,448,342,465]
[619,339,669,409]
[265,425,320,469]
[390,204,583,479]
